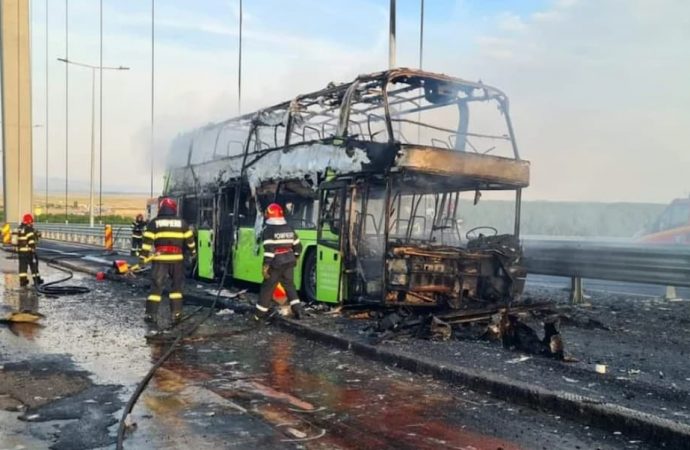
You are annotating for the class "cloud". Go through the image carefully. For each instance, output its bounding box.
[440,0,690,202]
[497,12,528,33]
[29,0,690,204]
[31,0,387,194]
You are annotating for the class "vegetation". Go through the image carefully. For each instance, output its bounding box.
[35,213,132,225]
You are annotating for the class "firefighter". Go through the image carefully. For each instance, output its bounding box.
[140,198,196,327]
[255,203,306,321]
[16,214,43,287]
[131,213,146,256]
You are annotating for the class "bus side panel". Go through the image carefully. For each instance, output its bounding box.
[233,228,318,287]
[233,227,264,283]
[197,229,214,280]
[316,244,342,303]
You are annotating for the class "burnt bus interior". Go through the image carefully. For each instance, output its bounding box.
[318,169,527,310]
[163,69,529,309]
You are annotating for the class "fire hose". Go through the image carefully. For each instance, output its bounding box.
[115,247,234,449]
[35,253,91,295]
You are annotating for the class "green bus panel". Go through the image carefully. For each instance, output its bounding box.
[232,227,318,290]
[316,244,342,303]
[197,229,214,280]
[233,228,265,283]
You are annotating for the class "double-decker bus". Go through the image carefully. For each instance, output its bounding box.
[163,68,530,309]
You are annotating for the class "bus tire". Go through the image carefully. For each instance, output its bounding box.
[302,249,317,304]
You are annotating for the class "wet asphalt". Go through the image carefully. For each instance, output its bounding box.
[0,250,660,449]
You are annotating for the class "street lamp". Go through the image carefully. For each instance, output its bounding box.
[57,57,129,227]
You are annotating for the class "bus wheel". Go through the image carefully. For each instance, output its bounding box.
[302,250,317,303]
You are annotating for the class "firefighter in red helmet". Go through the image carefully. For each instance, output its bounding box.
[131,213,147,256]
[16,213,43,287]
[139,198,196,328]
[255,203,305,321]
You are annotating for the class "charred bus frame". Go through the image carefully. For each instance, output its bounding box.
[164,68,530,309]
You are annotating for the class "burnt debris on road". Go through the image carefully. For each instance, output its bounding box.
[1,242,689,448]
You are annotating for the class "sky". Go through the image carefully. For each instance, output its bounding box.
[23,0,690,202]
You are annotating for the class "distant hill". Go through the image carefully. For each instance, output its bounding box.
[459,200,665,238]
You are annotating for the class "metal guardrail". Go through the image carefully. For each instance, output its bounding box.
[31,225,690,296]
[38,223,132,251]
[522,239,690,299]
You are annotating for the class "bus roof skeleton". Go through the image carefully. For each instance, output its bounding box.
[163,68,531,310]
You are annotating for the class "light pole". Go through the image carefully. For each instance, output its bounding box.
[238,0,242,115]
[56,58,129,227]
[150,0,155,198]
[389,0,396,69]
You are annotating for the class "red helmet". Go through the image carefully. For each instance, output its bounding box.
[265,203,284,220]
[22,213,33,225]
[159,197,178,214]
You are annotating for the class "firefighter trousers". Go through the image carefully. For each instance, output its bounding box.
[18,253,40,286]
[131,236,143,254]
[258,263,300,310]
[148,262,185,303]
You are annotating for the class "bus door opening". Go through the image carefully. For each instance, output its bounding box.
[316,184,346,303]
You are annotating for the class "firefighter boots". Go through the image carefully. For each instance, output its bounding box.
[144,300,159,324]
[291,302,306,320]
[171,299,183,325]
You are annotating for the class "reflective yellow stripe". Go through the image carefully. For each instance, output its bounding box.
[153,254,184,262]
[169,292,183,300]
[154,231,186,239]
[187,242,196,248]
[17,236,28,240]
[263,239,294,245]
[19,273,28,277]
[147,294,162,302]
[18,248,33,252]
[23,232,34,238]
[141,243,152,251]
[143,231,155,239]
[183,230,193,238]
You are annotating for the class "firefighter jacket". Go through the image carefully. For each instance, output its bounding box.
[262,219,302,267]
[17,223,38,253]
[140,215,196,263]
[16,224,38,253]
[132,219,146,238]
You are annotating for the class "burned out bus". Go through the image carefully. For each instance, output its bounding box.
[164,68,530,309]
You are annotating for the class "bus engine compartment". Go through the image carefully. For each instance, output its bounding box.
[386,234,526,309]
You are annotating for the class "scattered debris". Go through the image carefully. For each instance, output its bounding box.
[595,364,608,374]
[368,301,566,360]
[498,314,564,360]
[280,428,327,443]
[205,288,247,298]
[286,427,307,439]
[506,356,531,364]
[429,316,452,341]
[124,413,137,432]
